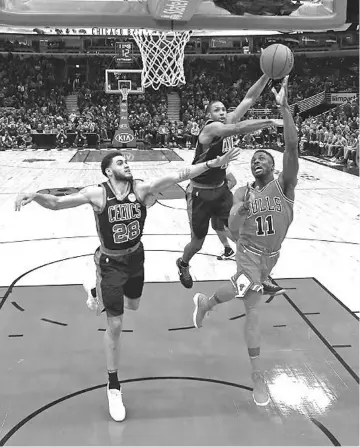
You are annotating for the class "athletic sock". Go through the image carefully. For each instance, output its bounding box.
[108,370,121,390]
[180,259,189,268]
[224,246,233,255]
[248,349,261,373]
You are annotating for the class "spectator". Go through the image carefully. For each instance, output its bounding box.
[0,53,358,153]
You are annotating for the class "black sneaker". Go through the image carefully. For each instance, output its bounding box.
[176,258,193,289]
[262,278,286,296]
[217,248,235,260]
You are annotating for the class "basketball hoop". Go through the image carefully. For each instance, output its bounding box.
[131,29,192,90]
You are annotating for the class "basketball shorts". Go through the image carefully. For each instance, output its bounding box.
[231,243,280,299]
[94,242,145,317]
[186,182,233,239]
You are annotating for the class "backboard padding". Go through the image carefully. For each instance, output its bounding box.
[0,0,347,30]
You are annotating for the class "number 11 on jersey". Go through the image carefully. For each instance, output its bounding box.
[255,215,275,236]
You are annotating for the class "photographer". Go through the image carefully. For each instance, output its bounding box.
[56,125,68,150]
[72,126,88,148]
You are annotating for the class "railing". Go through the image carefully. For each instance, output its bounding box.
[229,91,327,117]
[247,108,279,118]
[289,90,326,114]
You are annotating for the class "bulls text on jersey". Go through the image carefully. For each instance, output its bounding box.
[247,196,282,217]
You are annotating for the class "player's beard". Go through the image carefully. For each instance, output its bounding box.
[113,171,133,182]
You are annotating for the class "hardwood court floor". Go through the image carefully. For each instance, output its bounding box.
[0,279,358,446]
[0,147,359,445]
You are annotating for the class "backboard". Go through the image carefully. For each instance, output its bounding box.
[0,0,348,30]
[105,69,144,95]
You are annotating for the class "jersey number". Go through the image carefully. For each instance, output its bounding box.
[113,221,140,244]
[255,215,275,236]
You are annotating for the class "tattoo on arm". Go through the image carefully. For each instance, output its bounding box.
[178,168,191,182]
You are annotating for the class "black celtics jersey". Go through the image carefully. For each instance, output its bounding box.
[94,181,147,251]
[192,119,234,185]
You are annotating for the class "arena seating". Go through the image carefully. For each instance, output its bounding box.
[0,54,358,165]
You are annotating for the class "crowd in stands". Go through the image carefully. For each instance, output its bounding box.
[0,53,358,168]
[179,56,358,121]
[0,54,70,149]
[297,100,359,167]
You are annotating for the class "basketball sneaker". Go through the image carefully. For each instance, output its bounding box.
[176,258,193,289]
[107,385,126,422]
[83,280,104,316]
[217,248,235,260]
[262,278,286,296]
[252,371,270,406]
[192,293,210,328]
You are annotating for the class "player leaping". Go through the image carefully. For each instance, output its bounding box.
[191,76,298,406]
[176,73,284,295]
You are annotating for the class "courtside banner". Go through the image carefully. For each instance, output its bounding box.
[330,93,358,104]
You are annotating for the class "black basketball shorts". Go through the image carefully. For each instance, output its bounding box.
[94,242,145,317]
[186,182,233,239]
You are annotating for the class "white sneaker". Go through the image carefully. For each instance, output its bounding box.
[83,280,104,316]
[193,293,210,328]
[252,371,270,406]
[107,385,126,422]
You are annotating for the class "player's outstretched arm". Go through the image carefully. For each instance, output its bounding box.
[15,186,100,212]
[139,146,240,196]
[201,118,283,142]
[227,74,270,124]
[272,76,299,200]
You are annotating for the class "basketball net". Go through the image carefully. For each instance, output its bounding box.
[131,29,192,90]
[120,87,129,102]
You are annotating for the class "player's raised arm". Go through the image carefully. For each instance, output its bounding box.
[227,74,270,124]
[15,186,100,212]
[272,76,299,200]
[139,146,240,196]
[201,118,283,142]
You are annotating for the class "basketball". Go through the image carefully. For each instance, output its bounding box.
[260,44,294,80]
